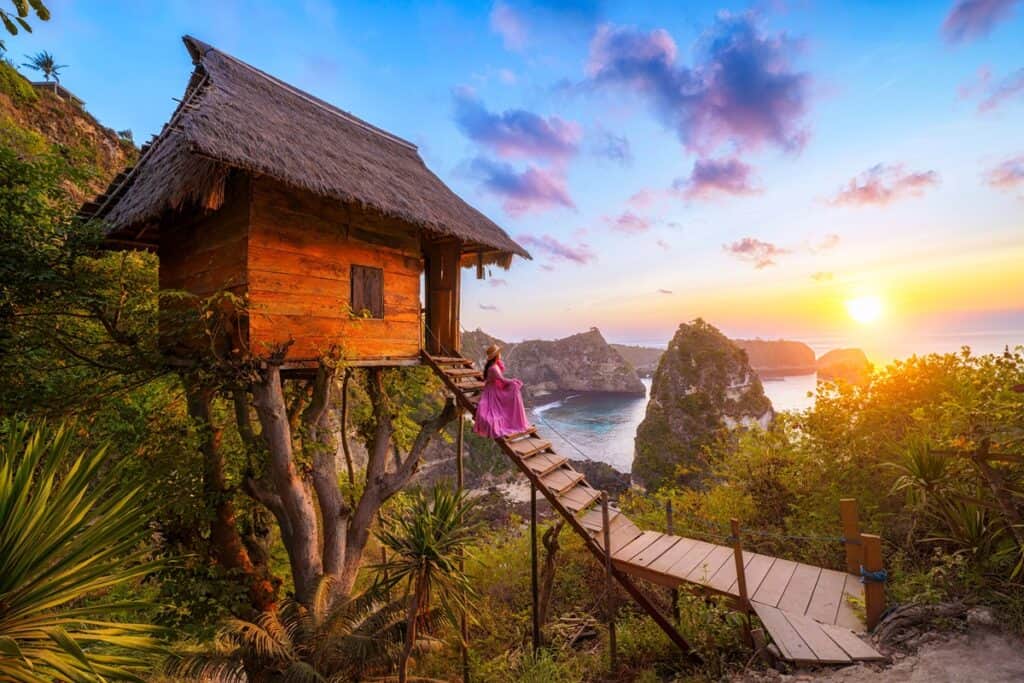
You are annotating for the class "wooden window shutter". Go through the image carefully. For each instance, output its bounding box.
[350,265,384,319]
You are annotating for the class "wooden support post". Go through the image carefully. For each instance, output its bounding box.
[666,500,679,623]
[862,534,885,631]
[530,480,540,654]
[456,409,469,683]
[731,519,749,610]
[602,493,617,672]
[840,498,862,575]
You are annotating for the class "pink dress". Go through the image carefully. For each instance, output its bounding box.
[473,359,530,438]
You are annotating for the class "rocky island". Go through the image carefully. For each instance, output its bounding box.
[461,328,646,402]
[817,347,872,384]
[733,338,816,376]
[632,319,774,489]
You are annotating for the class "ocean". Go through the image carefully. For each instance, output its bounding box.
[530,376,814,474]
[528,330,1023,474]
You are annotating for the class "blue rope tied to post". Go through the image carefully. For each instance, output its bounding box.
[860,565,888,584]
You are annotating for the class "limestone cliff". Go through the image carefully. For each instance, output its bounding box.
[460,328,646,401]
[733,339,816,376]
[610,343,664,377]
[817,348,872,384]
[0,61,136,200]
[632,319,773,490]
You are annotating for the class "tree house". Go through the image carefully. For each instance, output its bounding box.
[83,36,528,367]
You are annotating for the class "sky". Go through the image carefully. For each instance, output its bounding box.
[8,0,1024,358]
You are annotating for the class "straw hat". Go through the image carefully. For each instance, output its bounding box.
[485,344,501,360]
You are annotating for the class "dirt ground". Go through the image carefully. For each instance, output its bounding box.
[734,625,1024,682]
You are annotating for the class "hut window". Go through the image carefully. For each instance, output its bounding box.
[350,265,384,319]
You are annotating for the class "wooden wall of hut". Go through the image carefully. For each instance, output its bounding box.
[158,173,250,357]
[246,177,423,363]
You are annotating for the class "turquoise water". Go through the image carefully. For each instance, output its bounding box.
[529,376,817,474]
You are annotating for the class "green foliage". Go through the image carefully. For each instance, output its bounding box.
[166,581,407,681]
[0,59,35,102]
[377,484,480,631]
[0,421,164,682]
[0,1,49,46]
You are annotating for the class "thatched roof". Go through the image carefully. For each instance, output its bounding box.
[86,35,529,264]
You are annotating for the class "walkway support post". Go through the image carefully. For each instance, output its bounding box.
[840,498,862,574]
[666,500,679,623]
[530,480,540,653]
[730,519,749,610]
[456,409,469,682]
[602,493,617,671]
[862,534,885,631]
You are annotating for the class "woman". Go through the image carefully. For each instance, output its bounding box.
[473,344,531,439]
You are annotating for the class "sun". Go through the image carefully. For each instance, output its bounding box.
[846,295,884,325]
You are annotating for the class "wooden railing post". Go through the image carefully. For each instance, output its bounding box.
[530,480,540,654]
[862,534,885,631]
[730,519,749,610]
[456,409,469,683]
[840,498,862,575]
[602,493,617,671]
[666,500,679,623]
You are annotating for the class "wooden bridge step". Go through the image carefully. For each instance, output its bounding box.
[593,510,643,555]
[455,380,485,391]
[522,451,568,477]
[558,483,602,513]
[541,468,584,495]
[507,436,551,458]
[504,426,538,441]
[579,506,620,533]
[444,368,483,377]
[429,356,474,365]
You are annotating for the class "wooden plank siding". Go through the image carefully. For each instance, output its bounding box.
[246,178,424,362]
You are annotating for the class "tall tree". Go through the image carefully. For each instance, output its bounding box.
[21,50,65,83]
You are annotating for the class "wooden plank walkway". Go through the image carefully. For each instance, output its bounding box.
[423,351,884,666]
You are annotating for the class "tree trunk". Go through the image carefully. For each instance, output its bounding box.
[184,379,277,612]
[251,364,323,604]
[399,575,427,683]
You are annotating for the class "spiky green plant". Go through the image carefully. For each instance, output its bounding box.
[376,484,479,683]
[165,579,408,682]
[1,2,50,39]
[0,421,164,681]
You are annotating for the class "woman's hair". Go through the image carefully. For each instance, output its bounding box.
[483,355,498,378]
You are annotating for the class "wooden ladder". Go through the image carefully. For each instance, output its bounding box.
[422,351,701,662]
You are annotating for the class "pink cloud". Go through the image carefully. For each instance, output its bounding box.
[585,13,810,154]
[607,211,651,233]
[723,237,790,269]
[830,163,939,206]
[517,233,596,264]
[490,1,527,50]
[468,157,575,215]
[942,0,1021,44]
[656,238,671,250]
[673,157,759,199]
[985,155,1024,189]
[454,88,581,161]
[489,278,509,287]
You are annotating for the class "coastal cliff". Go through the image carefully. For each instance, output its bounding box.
[632,319,773,489]
[817,348,872,384]
[733,339,816,376]
[460,328,646,401]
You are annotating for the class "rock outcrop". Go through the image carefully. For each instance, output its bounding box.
[817,348,872,384]
[733,339,816,376]
[460,328,646,401]
[632,319,773,490]
[610,344,664,378]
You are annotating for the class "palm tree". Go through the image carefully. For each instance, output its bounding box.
[0,421,164,681]
[377,485,479,683]
[166,579,408,682]
[21,49,64,82]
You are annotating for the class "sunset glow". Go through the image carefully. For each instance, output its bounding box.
[846,295,884,325]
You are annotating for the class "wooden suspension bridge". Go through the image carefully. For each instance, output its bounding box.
[424,351,887,667]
